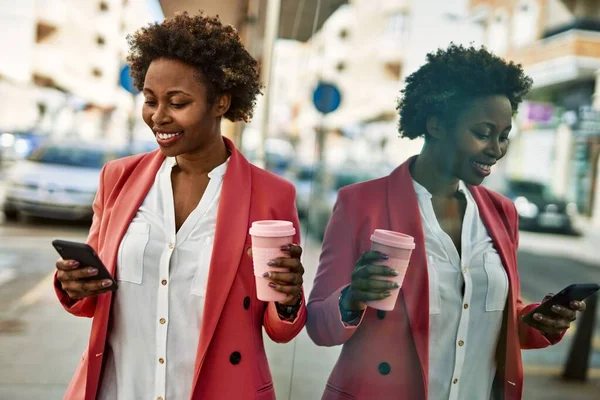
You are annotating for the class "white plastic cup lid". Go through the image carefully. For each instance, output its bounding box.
[249,220,296,237]
[370,229,415,249]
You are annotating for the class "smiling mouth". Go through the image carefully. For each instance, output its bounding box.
[471,161,494,171]
[155,131,182,140]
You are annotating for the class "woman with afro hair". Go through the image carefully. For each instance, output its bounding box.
[54,12,306,400]
[307,44,584,400]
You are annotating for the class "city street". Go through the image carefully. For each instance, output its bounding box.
[0,217,599,399]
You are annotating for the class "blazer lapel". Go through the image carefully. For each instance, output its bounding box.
[192,137,252,384]
[468,187,516,301]
[387,156,430,389]
[102,150,165,274]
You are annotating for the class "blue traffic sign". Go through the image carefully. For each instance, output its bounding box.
[119,65,139,94]
[313,82,341,114]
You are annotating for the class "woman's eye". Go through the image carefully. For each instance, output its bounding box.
[171,103,188,108]
[473,131,489,139]
[144,101,156,106]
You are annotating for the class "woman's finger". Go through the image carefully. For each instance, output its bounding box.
[570,300,586,312]
[550,305,577,321]
[56,258,80,271]
[534,313,571,331]
[268,258,305,274]
[352,289,392,302]
[268,282,302,296]
[356,251,388,267]
[264,271,303,285]
[281,244,302,258]
[353,278,398,292]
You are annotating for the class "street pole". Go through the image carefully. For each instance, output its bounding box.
[256,0,281,169]
[562,293,598,381]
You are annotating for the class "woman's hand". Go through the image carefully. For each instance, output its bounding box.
[262,244,304,306]
[55,258,114,300]
[531,293,586,336]
[341,251,399,311]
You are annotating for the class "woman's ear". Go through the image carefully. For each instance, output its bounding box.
[214,94,232,118]
[425,116,445,140]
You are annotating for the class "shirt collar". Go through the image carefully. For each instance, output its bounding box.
[411,179,470,198]
[165,154,230,179]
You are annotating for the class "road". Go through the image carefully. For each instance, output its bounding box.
[0,217,599,399]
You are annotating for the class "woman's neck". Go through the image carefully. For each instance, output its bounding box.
[174,136,229,176]
[410,146,460,197]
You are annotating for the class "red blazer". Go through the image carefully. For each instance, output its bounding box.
[306,157,562,400]
[54,137,307,400]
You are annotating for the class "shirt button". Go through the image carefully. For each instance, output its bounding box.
[161,279,167,286]
[159,358,165,364]
[464,303,469,309]
[461,268,467,274]
[160,318,166,324]
[157,397,164,400]
[458,340,464,347]
[453,378,458,384]
[169,243,175,249]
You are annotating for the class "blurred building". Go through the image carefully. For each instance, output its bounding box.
[158,0,348,147]
[0,0,162,146]
[278,0,486,168]
[468,0,600,223]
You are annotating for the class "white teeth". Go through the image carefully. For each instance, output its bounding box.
[156,132,182,140]
[472,162,492,171]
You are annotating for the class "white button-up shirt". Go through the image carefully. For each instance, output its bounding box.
[97,156,229,400]
[412,180,509,400]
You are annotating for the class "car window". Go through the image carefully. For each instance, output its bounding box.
[26,146,120,169]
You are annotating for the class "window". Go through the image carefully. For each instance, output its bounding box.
[489,9,509,55]
[512,0,539,48]
[386,12,408,36]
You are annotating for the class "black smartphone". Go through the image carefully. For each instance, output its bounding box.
[522,283,599,329]
[52,239,118,291]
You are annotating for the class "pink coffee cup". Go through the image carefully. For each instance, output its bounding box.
[365,229,415,311]
[249,220,296,302]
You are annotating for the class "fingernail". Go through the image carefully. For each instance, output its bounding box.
[69,261,80,267]
[551,305,560,312]
[280,245,291,251]
[88,268,98,276]
[384,292,392,297]
[102,280,112,287]
[262,272,270,278]
[534,314,542,321]
[268,282,276,288]
[267,260,276,266]
[393,283,400,288]
[391,269,399,276]
[380,254,389,259]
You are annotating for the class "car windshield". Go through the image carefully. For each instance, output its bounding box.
[26,145,119,169]
[508,180,557,201]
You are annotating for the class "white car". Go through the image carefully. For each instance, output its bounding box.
[2,142,126,221]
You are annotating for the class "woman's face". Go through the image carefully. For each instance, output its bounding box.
[142,58,229,157]
[431,95,513,186]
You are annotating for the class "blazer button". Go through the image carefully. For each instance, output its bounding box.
[378,362,391,375]
[377,310,386,320]
[230,351,242,365]
[244,296,251,310]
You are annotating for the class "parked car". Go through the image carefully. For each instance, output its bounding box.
[2,142,125,221]
[504,179,577,234]
[0,131,48,163]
